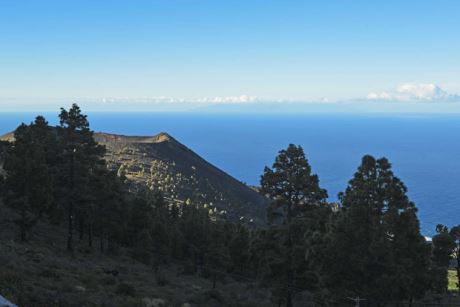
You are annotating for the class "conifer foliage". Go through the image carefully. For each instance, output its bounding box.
[260,144,328,307]
[3,117,55,241]
[57,104,107,251]
[319,155,431,305]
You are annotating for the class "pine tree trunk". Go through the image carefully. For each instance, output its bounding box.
[20,208,26,242]
[108,236,112,253]
[286,286,292,307]
[194,252,199,273]
[67,201,73,251]
[79,216,84,240]
[67,152,75,252]
[20,223,26,242]
[88,222,93,247]
[286,202,293,307]
[100,232,104,253]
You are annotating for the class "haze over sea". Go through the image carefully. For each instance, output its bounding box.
[1,112,458,236]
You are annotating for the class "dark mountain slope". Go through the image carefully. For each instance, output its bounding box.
[95,132,267,224]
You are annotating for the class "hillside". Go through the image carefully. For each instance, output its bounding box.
[0,128,279,307]
[0,131,268,225]
[0,201,277,307]
[94,132,267,225]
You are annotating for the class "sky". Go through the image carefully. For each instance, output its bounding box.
[1,0,460,112]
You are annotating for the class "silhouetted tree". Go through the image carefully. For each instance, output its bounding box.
[87,167,126,251]
[431,224,459,294]
[3,118,54,241]
[228,223,251,273]
[57,104,105,251]
[260,144,328,307]
[206,222,231,289]
[319,155,431,305]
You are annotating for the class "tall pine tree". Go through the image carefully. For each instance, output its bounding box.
[57,104,105,251]
[3,118,54,241]
[260,144,328,307]
[320,155,431,305]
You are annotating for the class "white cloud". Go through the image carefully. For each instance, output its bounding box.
[99,95,259,105]
[367,83,458,102]
[396,83,447,100]
[367,91,393,100]
[196,95,258,104]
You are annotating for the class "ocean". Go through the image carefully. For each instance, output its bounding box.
[1,112,459,236]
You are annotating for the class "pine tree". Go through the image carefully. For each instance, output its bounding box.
[206,222,231,289]
[431,224,457,294]
[133,228,154,264]
[228,223,251,273]
[384,191,431,305]
[3,119,54,241]
[179,201,211,271]
[57,104,105,251]
[320,155,431,305]
[249,227,287,305]
[260,144,327,307]
[85,166,126,250]
[30,116,60,219]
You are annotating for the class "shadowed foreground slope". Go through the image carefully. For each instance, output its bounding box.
[0,202,275,307]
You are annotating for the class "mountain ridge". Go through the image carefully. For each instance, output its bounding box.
[94,131,176,144]
[96,131,267,224]
[0,130,268,225]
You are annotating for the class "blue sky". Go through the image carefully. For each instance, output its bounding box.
[1,0,460,111]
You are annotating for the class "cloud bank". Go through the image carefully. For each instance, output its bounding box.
[100,95,259,105]
[2,83,459,113]
[367,83,459,102]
